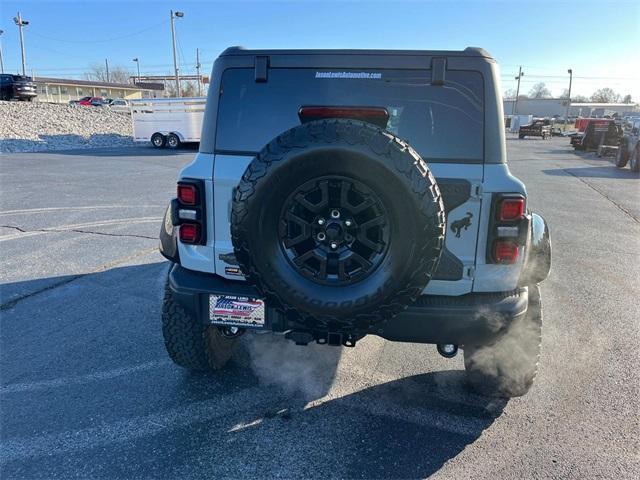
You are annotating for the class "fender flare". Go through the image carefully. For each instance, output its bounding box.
[520,213,551,285]
[159,199,180,263]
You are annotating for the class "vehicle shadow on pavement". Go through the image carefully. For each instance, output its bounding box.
[0,262,506,479]
[34,143,199,156]
[0,136,199,155]
[168,368,506,479]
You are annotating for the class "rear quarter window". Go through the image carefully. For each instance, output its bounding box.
[215,68,484,162]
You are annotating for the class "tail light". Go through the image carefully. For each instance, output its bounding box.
[176,180,206,245]
[298,106,389,128]
[487,194,528,264]
[498,198,525,221]
[177,184,198,205]
[179,223,200,244]
[493,240,519,264]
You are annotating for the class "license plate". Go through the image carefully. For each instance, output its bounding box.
[209,294,265,327]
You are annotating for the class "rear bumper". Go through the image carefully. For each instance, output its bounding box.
[371,289,527,344]
[13,86,37,98]
[167,264,529,346]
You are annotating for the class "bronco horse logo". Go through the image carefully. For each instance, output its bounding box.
[450,212,473,238]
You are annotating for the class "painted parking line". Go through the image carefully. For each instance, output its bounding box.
[0,217,163,242]
[0,205,160,216]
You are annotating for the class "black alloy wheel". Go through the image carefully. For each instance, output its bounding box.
[278,176,390,286]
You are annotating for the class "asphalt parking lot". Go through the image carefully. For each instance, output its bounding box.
[1,137,639,479]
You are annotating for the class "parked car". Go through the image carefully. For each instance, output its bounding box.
[615,118,640,172]
[77,96,105,106]
[158,46,552,398]
[519,118,552,139]
[106,98,130,113]
[0,74,37,101]
[69,96,92,105]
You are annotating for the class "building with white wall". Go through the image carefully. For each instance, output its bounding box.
[33,77,164,103]
[503,98,638,118]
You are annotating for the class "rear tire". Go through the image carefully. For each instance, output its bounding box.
[151,133,166,149]
[162,279,236,370]
[166,133,181,149]
[463,285,542,398]
[630,146,640,172]
[615,143,629,168]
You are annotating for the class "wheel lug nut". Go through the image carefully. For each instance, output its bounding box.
[330,242,338,249]
[330,209,340,219]
[345,219,352,227]
[317,218,325,225]
[317,232,326,241]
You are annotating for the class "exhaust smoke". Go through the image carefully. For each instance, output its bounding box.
[243,333,342,400]
[464,286,543,397]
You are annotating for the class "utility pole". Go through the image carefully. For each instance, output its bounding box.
[13,12,29,76]
[105,58,110,82]
[133,57,140,83]
[170,10,184,97]
[512,66,524,115]
[565,69,573,128]
[195,48,202,96]
[0,30,4,74]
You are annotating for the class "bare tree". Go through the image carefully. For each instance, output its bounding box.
[164,80,199,97]
[590,88,621,103]
[85,64,133,84]
[528,82,552,99]
[503,88,516,99]
[571,94,589,103]
[560,89,589,102]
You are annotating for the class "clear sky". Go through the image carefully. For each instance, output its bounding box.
[1,0,638,99]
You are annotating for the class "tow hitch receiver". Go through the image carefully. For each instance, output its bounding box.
[285,330,359,347]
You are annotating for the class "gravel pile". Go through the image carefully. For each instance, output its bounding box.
[0,101,135,153]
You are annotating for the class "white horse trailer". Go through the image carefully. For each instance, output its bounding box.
[130,97,206,149]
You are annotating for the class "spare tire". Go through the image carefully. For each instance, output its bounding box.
[231,119,446,329]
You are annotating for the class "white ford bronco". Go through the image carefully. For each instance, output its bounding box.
[159,47,551,397]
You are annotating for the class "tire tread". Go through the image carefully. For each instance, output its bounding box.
[161,280,235,370]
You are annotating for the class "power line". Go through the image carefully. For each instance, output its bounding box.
[29,20,168,44]
[176,32,188,72]
[502,74,638,81]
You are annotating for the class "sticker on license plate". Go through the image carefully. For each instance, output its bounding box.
[209,295,265,327]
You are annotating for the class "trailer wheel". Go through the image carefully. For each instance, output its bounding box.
[166,133,181,149]
[151,133,166,148]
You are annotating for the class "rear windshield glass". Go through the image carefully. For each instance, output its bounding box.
[216,68,484,162]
